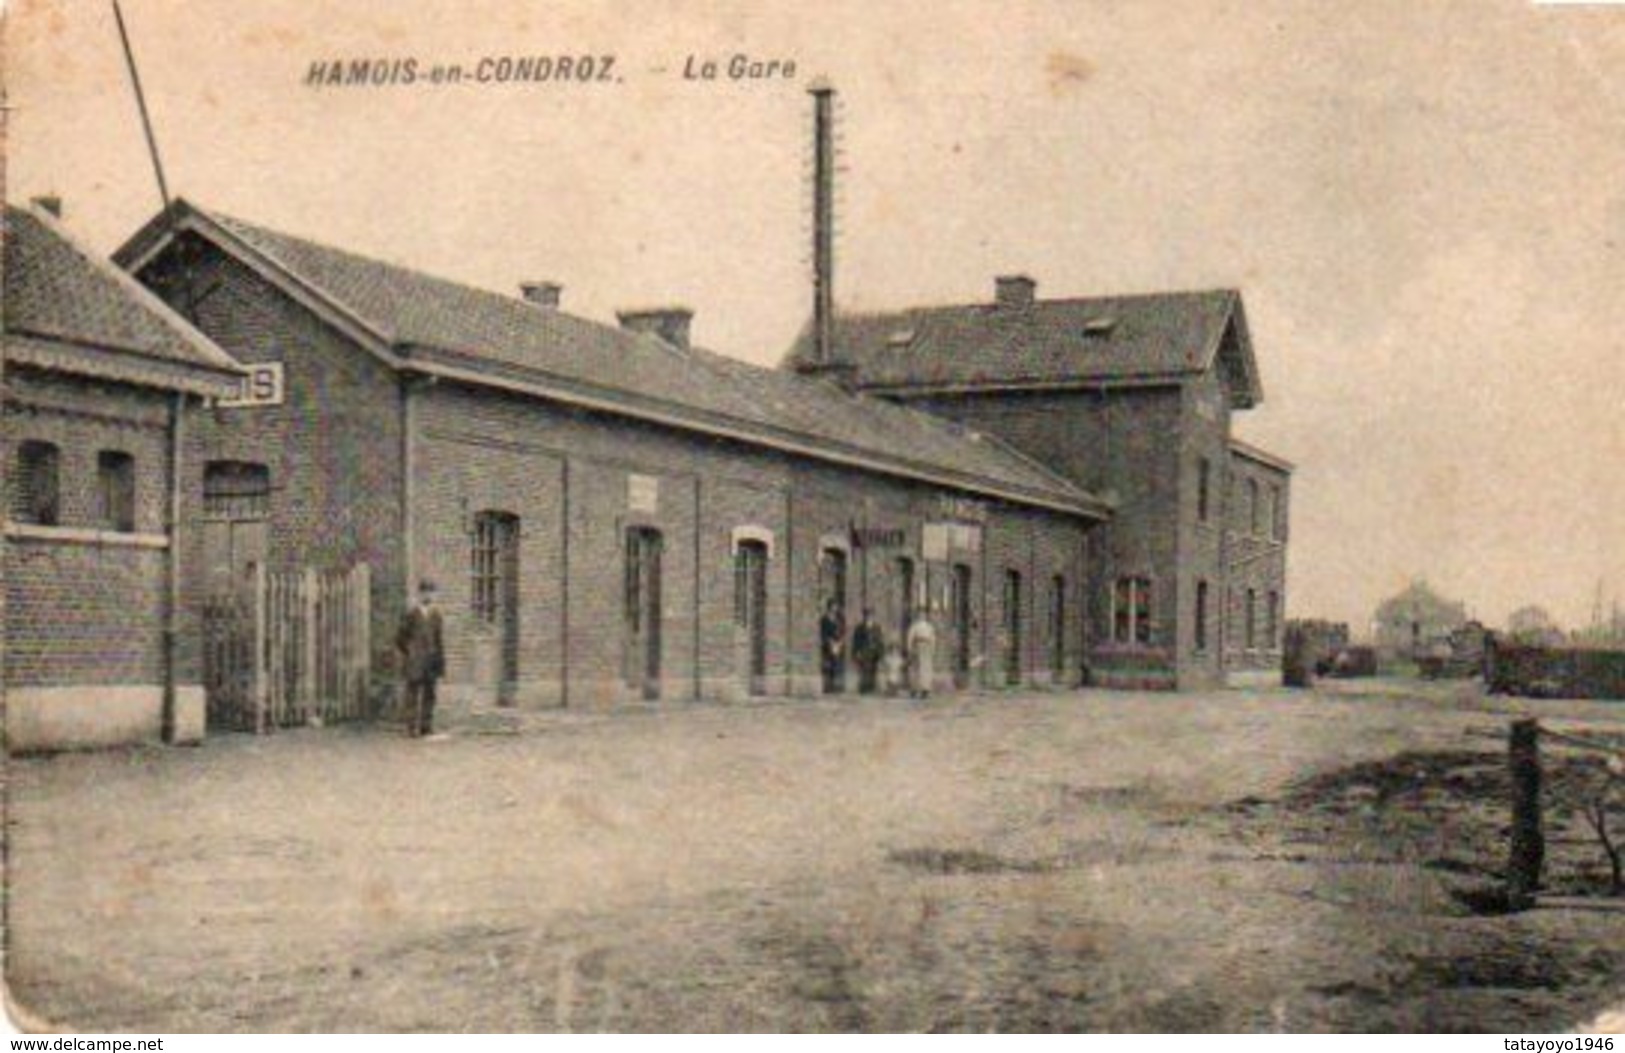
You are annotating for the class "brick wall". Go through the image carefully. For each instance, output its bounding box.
[1224,449,1290,673]
[905,386,1186,687]
[2,366,173,688]
[411,380,1093,708]
[1174,370,1233,688]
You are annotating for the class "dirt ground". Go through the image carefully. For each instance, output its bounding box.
[5,680,1625,1033]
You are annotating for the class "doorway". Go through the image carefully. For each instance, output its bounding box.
[818,547,848,692]
[1004,570,1024,686]
[472,511,521,704]
[624,527,664,700]
[734,540,769,695]
[1050,575,1067,680]
[949,563,974,688]
[894,556,916,644]
[202,461,270,594]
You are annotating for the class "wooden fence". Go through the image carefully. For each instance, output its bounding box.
[203,563,372,732]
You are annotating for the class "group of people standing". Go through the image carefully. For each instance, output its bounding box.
[819,600,938,699]
[396,581,945,741]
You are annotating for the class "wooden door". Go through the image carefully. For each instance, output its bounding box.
[1004,570,1024,685]
[735,541,769,694]
[818,548,848,691]
[950,564,973,687]
[624,528,664,700]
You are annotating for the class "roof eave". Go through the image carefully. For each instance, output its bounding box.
[4,332,244,398]
[1229,436,1295,473]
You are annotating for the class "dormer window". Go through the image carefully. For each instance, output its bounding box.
[885,328,916,348]
[1081,317,1117,338]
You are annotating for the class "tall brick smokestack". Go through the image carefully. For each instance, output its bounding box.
[810,81,835,367]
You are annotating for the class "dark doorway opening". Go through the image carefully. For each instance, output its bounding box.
[734,540,770,695]
[950,563,974,688]
[624,527,664,700]
[472,511,521,705]
[1004,570,1024,686]
[818,547,848,693]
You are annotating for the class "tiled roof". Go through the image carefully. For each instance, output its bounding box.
[783,288,1261,406]
[3,205,242,389]
[117,202,1107,517]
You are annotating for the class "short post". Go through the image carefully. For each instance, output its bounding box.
[1507,718,1545,910]
[1282,623,1311,688]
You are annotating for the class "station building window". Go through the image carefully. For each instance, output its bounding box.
[12,440,61,526]
[97,450,136,532]
[1112,575,1153,646]
[470,511,519,624]
[1197,457,1211,523]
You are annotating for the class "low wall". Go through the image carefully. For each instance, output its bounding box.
[6,684,206,753]
[1486,642,1625,701]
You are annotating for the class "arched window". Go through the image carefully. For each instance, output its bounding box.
[13,441,61,525]
[97,450,136,532]
[203,461,270,521]
[470,511,520,624]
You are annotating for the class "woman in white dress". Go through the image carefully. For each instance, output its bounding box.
[905,608,937,699]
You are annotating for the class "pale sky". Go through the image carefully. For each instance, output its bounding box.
[7,0,1624,633]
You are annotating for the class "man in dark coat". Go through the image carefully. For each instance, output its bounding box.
[819,598,846,694]
[851,608,886,695]
[396,579,445,737]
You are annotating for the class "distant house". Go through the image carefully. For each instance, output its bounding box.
[1372,580,1468,659]
[1505,605,1565,648]
[3,202,243,750]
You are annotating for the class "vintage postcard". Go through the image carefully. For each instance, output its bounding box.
[3,0,1624,1035]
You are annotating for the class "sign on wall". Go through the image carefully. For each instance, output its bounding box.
[217,363,285,409]
[850,525,907,549]
[922,521,982,561]
[627,473,659,514]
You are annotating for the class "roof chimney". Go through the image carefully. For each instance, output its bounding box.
[995,274,1036,310]
[31,195,62,218]
[519,281,562,309]
[617,307,693,350]
[809,81,837,366]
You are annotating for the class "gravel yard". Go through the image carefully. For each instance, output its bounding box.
[6,682,1624,1032]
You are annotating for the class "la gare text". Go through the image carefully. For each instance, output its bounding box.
[681,53,798,82]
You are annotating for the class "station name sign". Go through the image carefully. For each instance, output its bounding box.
[217,363,285,409]
[850,526,906,550]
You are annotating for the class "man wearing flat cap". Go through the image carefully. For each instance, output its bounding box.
[397,579,446,737]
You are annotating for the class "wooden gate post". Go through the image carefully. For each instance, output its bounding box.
[253,562,268,734]
[355,563,371,716]
[1507,718,1545,910]
[302,565,320,721]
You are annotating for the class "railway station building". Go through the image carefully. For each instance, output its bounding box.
[115,201,1112,722]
